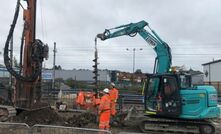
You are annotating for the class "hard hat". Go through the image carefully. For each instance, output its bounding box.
[103,88,109,93]
[111,82,115,86]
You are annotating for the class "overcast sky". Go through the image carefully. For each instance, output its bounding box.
[0,0,221,73]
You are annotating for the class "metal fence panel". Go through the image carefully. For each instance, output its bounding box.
[30,124,112,134]
[0,122,30,134]
[0,122,112,134]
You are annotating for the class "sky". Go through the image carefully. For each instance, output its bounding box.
[0,0,221,73]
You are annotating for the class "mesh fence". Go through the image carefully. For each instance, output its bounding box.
[0,122,30,134]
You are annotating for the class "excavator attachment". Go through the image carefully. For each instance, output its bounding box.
[93,38,99,96]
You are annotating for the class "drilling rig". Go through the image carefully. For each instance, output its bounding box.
[3,0,48,118]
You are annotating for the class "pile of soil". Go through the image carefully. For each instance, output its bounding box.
[11,108,65,126]
[66,112,97,127]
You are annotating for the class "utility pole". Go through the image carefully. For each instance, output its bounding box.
[133,48,135,74]
[52,42,57,89]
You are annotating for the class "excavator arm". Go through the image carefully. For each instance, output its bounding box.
[97,20,172,74]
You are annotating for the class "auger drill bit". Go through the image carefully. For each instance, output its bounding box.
[93,38,99,97]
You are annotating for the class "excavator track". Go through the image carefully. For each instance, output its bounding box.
[139,116,216,134]
[0,105,16,121]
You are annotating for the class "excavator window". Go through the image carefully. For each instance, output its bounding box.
[145,77,160,111]
[179,75,191,89]
[161,76,181,116]
[164,83,171,96]
[163,77,178,97]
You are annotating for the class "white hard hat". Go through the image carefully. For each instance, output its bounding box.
[103,88,109,93]
[111,82,115,86]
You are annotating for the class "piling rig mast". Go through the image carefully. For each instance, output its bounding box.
[4,0,48,111]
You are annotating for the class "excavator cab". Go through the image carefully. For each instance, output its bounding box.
[145,74,188,117]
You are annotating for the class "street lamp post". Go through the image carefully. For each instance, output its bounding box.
[126,48,143,73]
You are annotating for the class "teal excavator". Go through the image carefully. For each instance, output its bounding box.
[96,20,220,134]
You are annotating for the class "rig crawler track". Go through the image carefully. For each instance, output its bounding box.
[0,105,16,121]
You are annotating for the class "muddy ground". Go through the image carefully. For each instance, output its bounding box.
[11,108,64,126]
[8,108,141,134]
[57,111,141,134]
[7,108,221,134]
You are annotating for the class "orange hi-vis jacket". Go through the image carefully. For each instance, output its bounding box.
[99,94,111,129]
[109,88,119,116]
[99,94,111,113]
[76,91,84,105]
[109,88,119,101]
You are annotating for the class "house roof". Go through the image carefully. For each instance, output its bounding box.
[202,59,221,66]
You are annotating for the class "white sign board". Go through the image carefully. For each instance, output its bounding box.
[42,73,53,80]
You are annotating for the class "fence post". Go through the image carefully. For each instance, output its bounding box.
[28,127,32,134]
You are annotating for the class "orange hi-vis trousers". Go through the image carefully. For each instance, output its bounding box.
[99,110,111,129]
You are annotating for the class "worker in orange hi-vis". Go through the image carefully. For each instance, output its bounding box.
[98,88,111,131]
[109,82,119,116]
[76,90,84,108]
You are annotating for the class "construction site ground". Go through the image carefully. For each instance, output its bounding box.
[57,111,221,134]
[3,107,220,134]
[6,108,140,134]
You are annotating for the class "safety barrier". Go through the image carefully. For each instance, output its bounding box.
[31,124,112,134]
[0,122,112,134]
[0,122,30,134]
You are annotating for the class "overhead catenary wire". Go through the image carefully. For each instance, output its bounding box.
[6,43,221,49]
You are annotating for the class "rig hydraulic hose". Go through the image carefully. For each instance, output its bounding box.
[4,0,42,82]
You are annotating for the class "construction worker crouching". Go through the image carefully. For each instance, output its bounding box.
[99,88,111,130]
[109,82,119,116]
